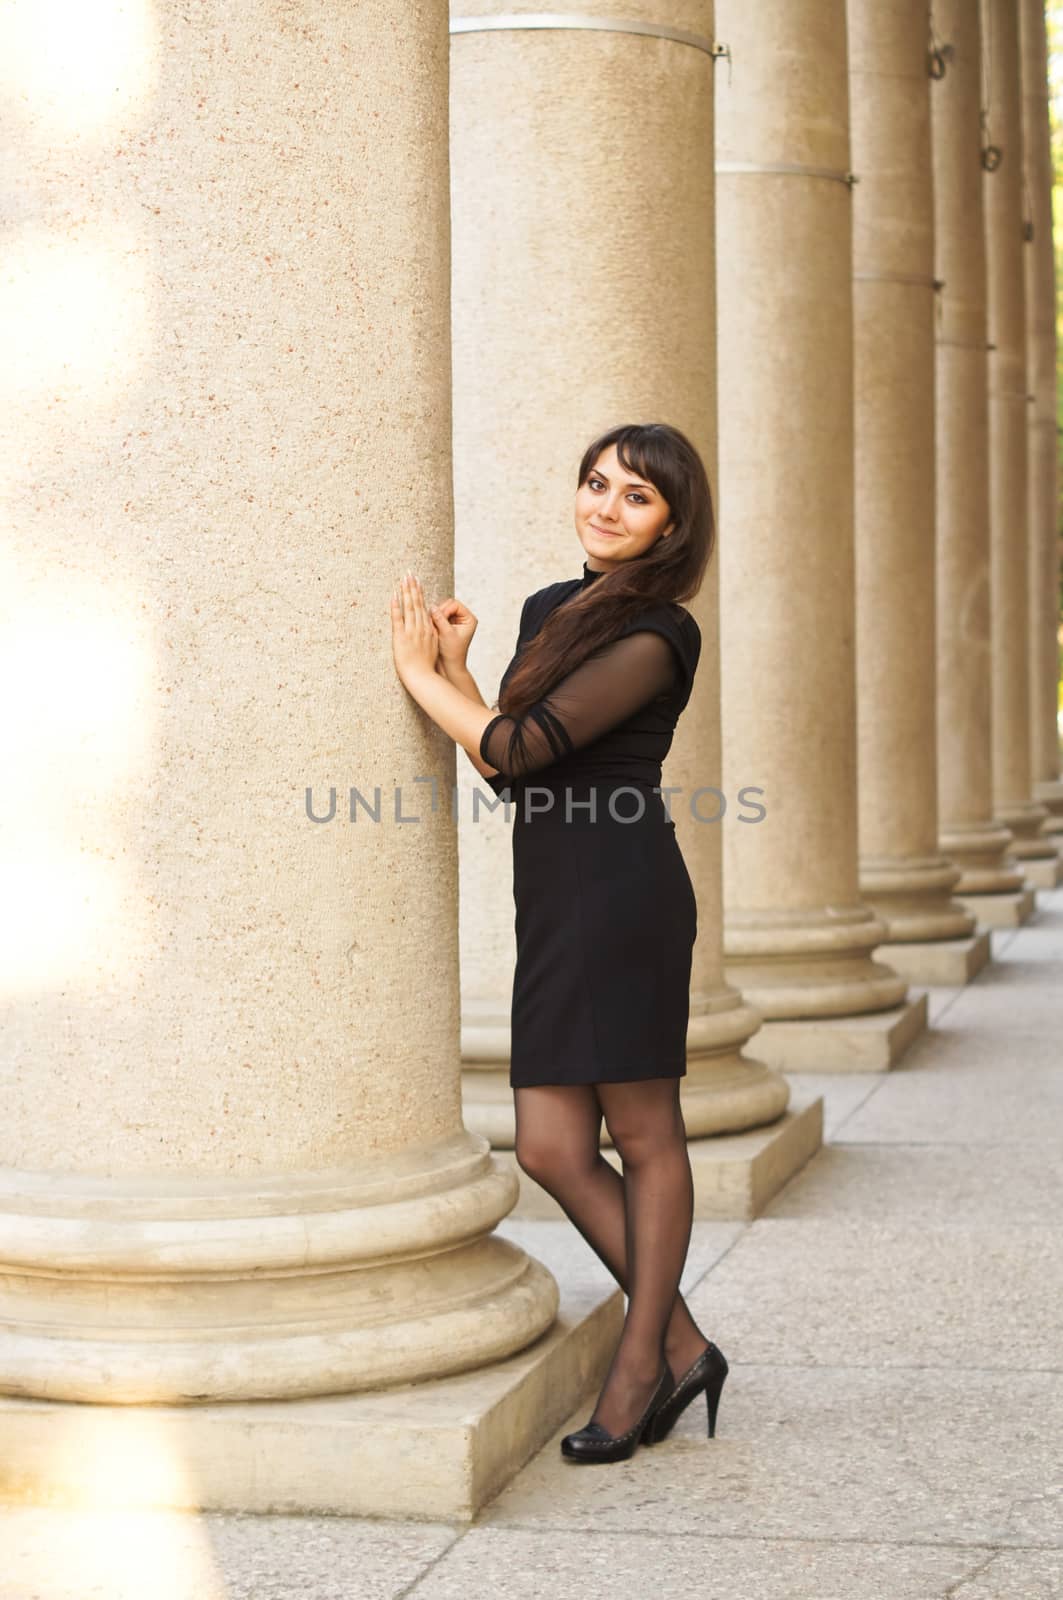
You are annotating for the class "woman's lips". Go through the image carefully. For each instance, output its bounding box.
[591,526,622,537]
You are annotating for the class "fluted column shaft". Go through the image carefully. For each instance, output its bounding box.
[931,0,1024,895]
[849,0,974,945]
[1019,0,1063,834]
[981,0,1054,859]
[451,0,789,1145]
[716,0,908,1019]
[0,0,555,1404]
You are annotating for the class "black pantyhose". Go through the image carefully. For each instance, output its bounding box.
[514,1078,706,1439]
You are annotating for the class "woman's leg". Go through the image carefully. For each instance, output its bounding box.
[577,1076,696,1434]
[513,1079,708,1432]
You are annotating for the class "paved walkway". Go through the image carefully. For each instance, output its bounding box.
[3,887,1061,1599]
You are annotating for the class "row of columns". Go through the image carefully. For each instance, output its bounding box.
[1,0,1060,1422]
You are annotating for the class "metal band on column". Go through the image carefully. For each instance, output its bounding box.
[450,12,723,58]
[716,160,858,186]
[854,271,941,288]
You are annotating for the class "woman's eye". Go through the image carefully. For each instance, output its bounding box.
[588,477,645,504]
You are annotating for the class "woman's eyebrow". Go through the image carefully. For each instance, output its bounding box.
[589,469,658,493]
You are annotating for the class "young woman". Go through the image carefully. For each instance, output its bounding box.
[390,421,728,1463]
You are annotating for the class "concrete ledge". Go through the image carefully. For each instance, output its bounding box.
[0,1268,622,1522]
[954,888,1037,927]
[749,993,929,1073]
[1019,856,1063,890]
[498,1096,824,1222]
[880,929,992,987]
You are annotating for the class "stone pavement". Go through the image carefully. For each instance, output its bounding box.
[2,887,1061,1600]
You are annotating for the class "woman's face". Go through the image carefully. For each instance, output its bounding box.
[574,443,675,572]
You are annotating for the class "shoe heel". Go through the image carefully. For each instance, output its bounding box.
[705,1357,727,1438]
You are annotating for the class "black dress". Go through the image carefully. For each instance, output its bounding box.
[479,562,702,1088]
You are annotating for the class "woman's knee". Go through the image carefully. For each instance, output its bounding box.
[513,1131,553,1182]
[605,1103,685,1167]
[512,1085,601,1186]
[515,1132,601,1196]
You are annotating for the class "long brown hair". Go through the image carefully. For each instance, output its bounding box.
[497,421,715,719]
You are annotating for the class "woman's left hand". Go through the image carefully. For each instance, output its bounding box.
[390,572,440,688]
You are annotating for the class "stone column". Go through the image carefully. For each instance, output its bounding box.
[1020,0,1063,849]
[0,0,556,1410]
[848,0,985,986]
[715,0,925,1071]
[931,0,1030,929]
[980,0,1056,872]
[450,1,818,1214]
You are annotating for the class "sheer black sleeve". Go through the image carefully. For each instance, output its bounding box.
[478,629,679,780]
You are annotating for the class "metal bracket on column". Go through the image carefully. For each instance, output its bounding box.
[853,271,940,288]
[450,13,727,63]
[715,161,859,187]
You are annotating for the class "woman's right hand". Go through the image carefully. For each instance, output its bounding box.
[430,596,478,674]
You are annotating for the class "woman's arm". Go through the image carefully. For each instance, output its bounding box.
[436,664,504,783]
[393,575,677,786]
[439,660,489,709]
[405,670,507,776]
[392,575,503,779]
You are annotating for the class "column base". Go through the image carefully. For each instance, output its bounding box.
[878,929,992,986]
[1032,777,1063,824]
[858,853,974,944]
[497,1095,823,1221]
[0,1251,619,1522]
[0,1133,557,1405]
[939,821,1022,892]
[723,902,908,1018]
[954,887,1038,927]
[746,993,928,1073]
[997,800,1056,859]
[1020,853,1063,889]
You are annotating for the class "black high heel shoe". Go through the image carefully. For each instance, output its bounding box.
[644,1340,728,1444]
[560,1363,674,1464]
